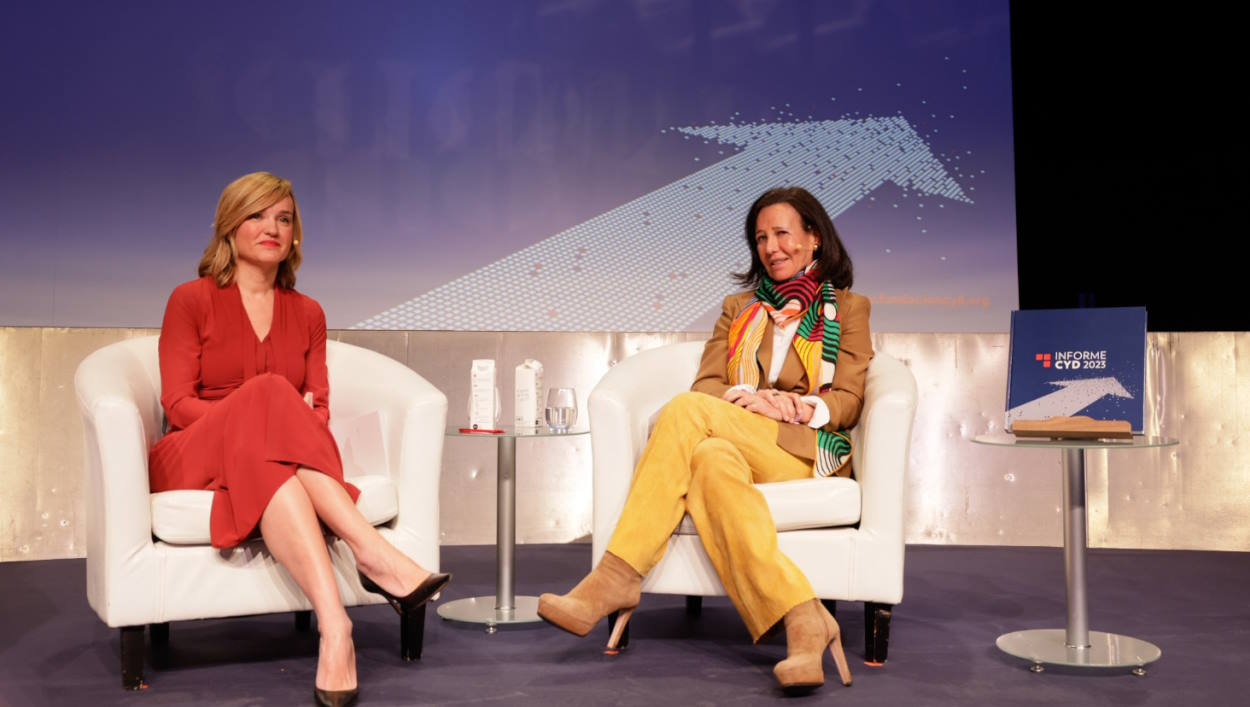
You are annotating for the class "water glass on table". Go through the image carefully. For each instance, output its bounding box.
[545,388,577,432]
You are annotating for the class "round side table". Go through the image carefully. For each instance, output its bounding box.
[439,425,589,633]
[972,433,1178,674]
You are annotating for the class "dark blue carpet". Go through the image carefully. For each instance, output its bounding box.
[1,544,1247,706]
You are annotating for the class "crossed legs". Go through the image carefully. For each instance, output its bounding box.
[260,469,431,691]
[684,438,815,640]
[605,391,815,640]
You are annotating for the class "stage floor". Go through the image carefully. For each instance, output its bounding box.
[1,544,1246,706]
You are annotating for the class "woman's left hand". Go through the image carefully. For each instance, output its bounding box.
[725,388,783,420]
[727,389,814,424]
[758,389,814,425]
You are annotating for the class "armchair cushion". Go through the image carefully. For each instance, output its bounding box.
[673,476,861,535]
[150,474,399,545]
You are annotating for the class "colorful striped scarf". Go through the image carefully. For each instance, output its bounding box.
[726,269,852,477]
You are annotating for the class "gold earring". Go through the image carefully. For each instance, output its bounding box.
[294,240,300,245]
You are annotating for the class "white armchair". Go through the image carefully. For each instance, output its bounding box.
[589,341,916,661]
[74,336,447,689]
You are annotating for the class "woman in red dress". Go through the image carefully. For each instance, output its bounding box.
[149,172,447,706]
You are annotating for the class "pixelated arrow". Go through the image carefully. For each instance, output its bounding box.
[357,116,969,331]
[1005,377,1133,428]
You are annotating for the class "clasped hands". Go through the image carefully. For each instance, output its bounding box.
[723,387,814,425]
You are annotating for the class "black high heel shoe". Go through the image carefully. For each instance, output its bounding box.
[358,570,452,614]
[314,686,359,707]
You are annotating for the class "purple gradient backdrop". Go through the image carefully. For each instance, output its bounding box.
[0,0,1014,331]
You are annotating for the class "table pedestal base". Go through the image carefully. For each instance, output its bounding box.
[997,629,1161,673]
[437,595,541,633]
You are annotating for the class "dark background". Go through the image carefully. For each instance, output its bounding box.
[1012,3,1246,330]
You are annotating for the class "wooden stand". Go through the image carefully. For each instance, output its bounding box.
[1012,416,1132,440]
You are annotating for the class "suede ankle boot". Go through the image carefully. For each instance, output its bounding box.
[537,551,642,646]
[773,599,852,693]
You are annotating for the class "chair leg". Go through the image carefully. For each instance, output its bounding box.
[685,595,703,617]
[149,623,170,669]
[865,602,892,665]
[821,599,837,619]
[120,626,145,690]
[400,604,426,662]
[607,610,631,651]
[294,610,312,633]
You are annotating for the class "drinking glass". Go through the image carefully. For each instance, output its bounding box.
[545,388,577,432]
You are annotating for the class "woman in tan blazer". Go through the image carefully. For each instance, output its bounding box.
[539,186,872,694]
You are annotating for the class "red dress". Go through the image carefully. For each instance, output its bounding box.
[149,276,360,548]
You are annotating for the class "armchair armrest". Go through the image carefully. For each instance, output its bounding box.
[74,338,163,623]
[326,342,447,565]
[590,341,704,560]
[847,352,917,604]
[852,352,918,538]
[387,383,447,558]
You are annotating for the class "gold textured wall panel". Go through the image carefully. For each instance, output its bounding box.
[3,327,1248,561]
[0,328,41,559]
[1,328,153,561]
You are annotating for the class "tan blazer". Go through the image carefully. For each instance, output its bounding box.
[690,288,874,475]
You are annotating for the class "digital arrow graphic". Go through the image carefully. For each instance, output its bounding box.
[1004,377,1134,428]
[356,116,970,331]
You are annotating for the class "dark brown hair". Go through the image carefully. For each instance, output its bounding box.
[734,186,854,290]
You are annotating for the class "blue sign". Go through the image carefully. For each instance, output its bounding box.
[1005,308,1146,432]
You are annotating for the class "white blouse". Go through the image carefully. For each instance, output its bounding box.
[729,315,831,429]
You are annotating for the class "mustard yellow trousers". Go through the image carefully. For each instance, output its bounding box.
[606,391,816,641]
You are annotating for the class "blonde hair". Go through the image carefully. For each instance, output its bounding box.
[198,172,304,288]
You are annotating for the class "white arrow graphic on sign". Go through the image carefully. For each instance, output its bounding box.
[1005,377,1133,428]
[356,116,969,331]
